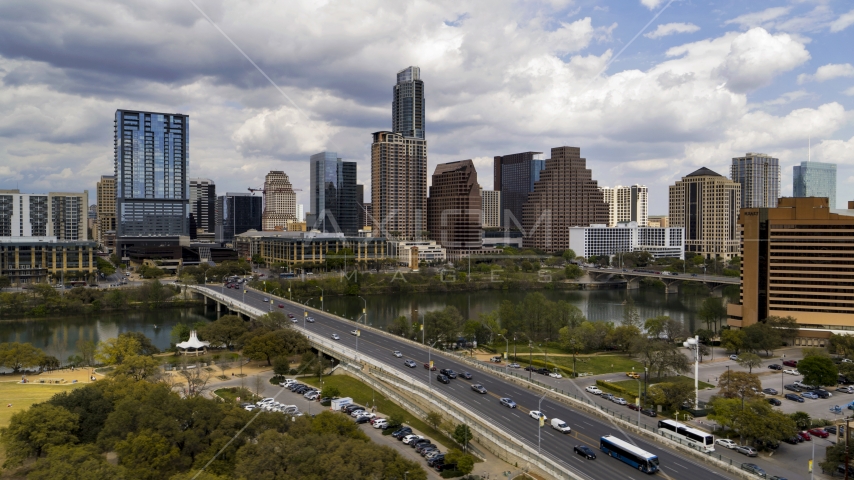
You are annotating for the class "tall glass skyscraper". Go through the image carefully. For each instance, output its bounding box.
[731,153,780,208]
[392,66,425,139]
[114,110,189,238]
[493,152,546,228]
[793,161,837,209]
[309,152,358,235]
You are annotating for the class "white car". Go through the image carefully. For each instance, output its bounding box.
[350,409,366,417]
[402,434,423,445]
[356,412,377,420]
[307,317,315,323]
[612,397,627,405]
[549,372,563,379]
[529,410,547,422]
[585,386,602,395]
[280,379,296,387]
[373,419,388,429]
[508,363,521,368]
[715,439,738,449]
[256,397,274,406]
[351,330,359,336]
[393,351,403,357]
[784,369,800,375]
[331,333,340,340]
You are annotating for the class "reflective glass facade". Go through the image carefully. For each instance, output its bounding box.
[114,110,189,237]
[793,161,837,209]
[493,152,545,228]
[392,66,425,139]
[215,193,262,244]
[309,152,358,235]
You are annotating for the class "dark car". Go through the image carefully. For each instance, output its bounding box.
[392,427,412,439]
[460,372,473,380]
[574,445,596,459]
[754,439,780,450]
[344,404,364,414]
[641,408,658,417]
[784,384,802,392]
[762,388,778,395]
[439,368,457,379]
[437,374,450,384]
[740,463,766,477]
[424,363,437,371]
[435,463,457,472]
[838,464,854,476]
[411,439,432,449]
[782,436,800,445]
[785,393,804,402]
[415,443,436,453]
[524,365,536,372]
[355,416,372,424]
[536,367,551,375]
[628,403,641,411]
[768,398,781,406]
[783,360,798,367]
[471,384,487,394]
[427,455,445,467]
[768,364,783,370]
[811,389,831,399]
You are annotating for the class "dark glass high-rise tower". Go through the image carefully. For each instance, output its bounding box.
[392,66,425,139]
[309,152,358,235]
[215,193,261,244]
[114,110,189,238]
[493,152,545,228]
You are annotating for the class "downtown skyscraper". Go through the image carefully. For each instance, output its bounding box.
[372,66,427,240]
[308,152,358,236]
[493,152,545,228]
[189,178,216,235]
[730,153,780,208]
[114,110,189,249]
[794,161,837,209]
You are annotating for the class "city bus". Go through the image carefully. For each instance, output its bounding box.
[279,272,296,279]
[599,435,660,474]
[657,419,715,452]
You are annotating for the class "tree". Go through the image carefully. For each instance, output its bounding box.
[178,362,214,397]
[0,275,11,290]
[820,441,847,475]
[387,315,411,338]
[720,329,746,354]
[621,297,642,329]
[564,264,583,280]
[114,430,185,480]
[199,315,248,349]
[38,354,60,371]
[119,332,160,356]
[644,316,668,339]
[244,329,309,366]
[766,316,799,346]
[561,249,577,262]
[709,397,797,444]
[736,353,762,373]
[558,325,586,376]
[0,403,79,466]
[444,448,475,475]
[797,355,838,387]
[830,333,854,358]
[718,370,762,405]
[648,382,694,411]
[0,341,44,373]
[609,325,641,353]
[75,339,96,366]
[95,336,141,365]
[111,355,162,381]
[697,297,727,332]
[95,257,116,276]
[319,385,340,399]
[27,445,123,480]
[424,306,464,344]
[452,424,473,447]
[742,322,780,356]
[426,411,443,430]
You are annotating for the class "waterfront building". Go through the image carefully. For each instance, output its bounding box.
[480,187,500,228]
[261,171,297,231]
[371,131,427,240]
[392,66,425,139]
[567,222,684,260]
[0,190,88,241]
[493,151,545,228]
[96,175,117,248]
[189,178,216,235]
[215,193,262,244]
[308,152,358,236]
[234,230,387,266]
[793,161,837,209]
[0,237,97,285]
[731,153,780,208]
[600,185,648,227]
[388,240,446,265]
[427,160,482,252]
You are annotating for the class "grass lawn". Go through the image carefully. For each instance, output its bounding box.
[0,381,84,428]
[516,354,644,376]
[214,387,258,403]
[302,375,457,450]
[600,376,715,396]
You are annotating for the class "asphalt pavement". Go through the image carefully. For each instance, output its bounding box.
[201,285,739,480]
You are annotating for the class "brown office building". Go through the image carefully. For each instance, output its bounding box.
[96,175,117,248]
[521,147,608,253]
[427,160,482,252]
[371,131,427,240]
[669,167,741,260]
[727,197,854,345]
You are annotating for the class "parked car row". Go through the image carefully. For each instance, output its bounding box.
[280,378,321,401]
[389,426,455,472]
[251,398,301,415]
[584,385,657,417]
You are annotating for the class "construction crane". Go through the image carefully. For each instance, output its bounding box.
[248,186,302,194]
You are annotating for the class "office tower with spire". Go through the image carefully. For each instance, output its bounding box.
[371,66,428,240]
[794,161,837,209]
[731,153,780,208]
[261,171,297,230]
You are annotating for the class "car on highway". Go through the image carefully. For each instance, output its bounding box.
[574,445,596,459]
[439,368,457,379]
[460,372,473,380]
[626,372,640,379]
[768,364,783,370]
[585,386,602,395]
[783,359,798,367]
[508,363,521,368]
[393,351,402,357]
[535,367,551,375]
[404,360,417,368]
[549,371,563,379]
[306,317,315,323]
[768,398,781,406]
[784,369,800,375]
[740,463,766,477]
[641,408,658,417]
[785,393,805,402]
[715,438,738,449]
[612,397,627,405]
[331,333,340,340]
[808,428,829,438]
[499,398,517,408]
[290,317,298,324]
[801,391,819,399]
[287,313,295,318]
[736,445,758,457]
[550,418,571,433]
[423,363,437,371]
[762,388,778,395]
[436,374,450,384]
[263,297,269,302]
[529,410,547,422]
[278,303,284,308]
[471,384,487,394]
[350,330,358,336]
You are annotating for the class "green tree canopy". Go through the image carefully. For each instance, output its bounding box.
[27,444,123,480]
[797,355,838,387]
[243,329,309,366]
[736,353,763,373]
[0,403,79,467]
[648,382,694,411]
[198,315,248,349]
[0,342,44,373]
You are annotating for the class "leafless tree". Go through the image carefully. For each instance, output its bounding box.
[253,374,266,398]
[178,360,213,397]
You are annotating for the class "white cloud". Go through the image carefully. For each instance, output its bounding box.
[725,7,791,29]
[845,86,854,96]
[713,28,810,93]
[644,22,700,39]
[797,63,854,84]
[830,8,854,32]
[640,0,664,10]
[760,90,810,106]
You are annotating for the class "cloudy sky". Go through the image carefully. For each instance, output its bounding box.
[1,0,853,213]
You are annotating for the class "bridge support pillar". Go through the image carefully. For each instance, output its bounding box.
[626,277,640,290]
[709,285,724,297]
[663,280,679,294]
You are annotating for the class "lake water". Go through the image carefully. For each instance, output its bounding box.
[0,288,724,361]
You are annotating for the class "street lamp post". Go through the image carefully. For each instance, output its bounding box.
[636,377,642,425]
[538,392,546,454]
[428,339,440,390]
[304,297,314,329]
[498,333,510,373]
[358,296,367,325]
[315,286,324,312]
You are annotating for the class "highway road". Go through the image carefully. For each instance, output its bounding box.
[202,285,736,480]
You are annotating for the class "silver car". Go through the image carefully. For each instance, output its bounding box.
[736,445,758,457]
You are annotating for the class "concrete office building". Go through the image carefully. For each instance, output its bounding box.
[371,131,427,240]
[356,184,370,228]
[308,152,358,236]
[521,147,608,253]
[215,193,262,244]
[731,153,780,208]
[388,240,446,265]
[96,175,117,248]
[567,222,685,260]
[480,187,500,228]
[261,171,297,231]
[427,160,482,252]
[392,66,425,139]
[114,110,189,257]
[189,178,216,235]
[727,197,854,344]
[793,161,837,209]
[234,230,387,266]
[669,167,741,260]
[601,185,648,227]
[0,190,88,241]
[493,151,545,228]
[648,215,669,228]
[0,237,97,285]
[296,204,305,222]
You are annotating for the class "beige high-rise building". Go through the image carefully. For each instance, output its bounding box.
[600,185,648,227]
[648,215,669,228]
[521,147,609,253]
[480,187,500,228]
[97,176,117,247]
[371,131,427,240]
[50,192,89,241]
[261,171,297,231]
[668,167,741,260]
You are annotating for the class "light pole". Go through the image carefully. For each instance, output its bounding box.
[428,339,440,390]
[538,392,546,454]
[304,297,314,329]
[498,333,510,373]
[315,286,324,312]
[636,377,642,425]
[358,296,367,325]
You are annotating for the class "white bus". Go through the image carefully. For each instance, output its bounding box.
[657,419,715,452]
[600,435,660,473]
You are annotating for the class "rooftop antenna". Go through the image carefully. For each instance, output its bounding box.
[808,135,811,162]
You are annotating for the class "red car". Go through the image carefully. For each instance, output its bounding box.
[278,303,284,308]
[628,403,641,411]
[783,360,798,367]
[287,313,295,318]
[808,428,829,438]
[424,363,437,371]
[797,431,811,441]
